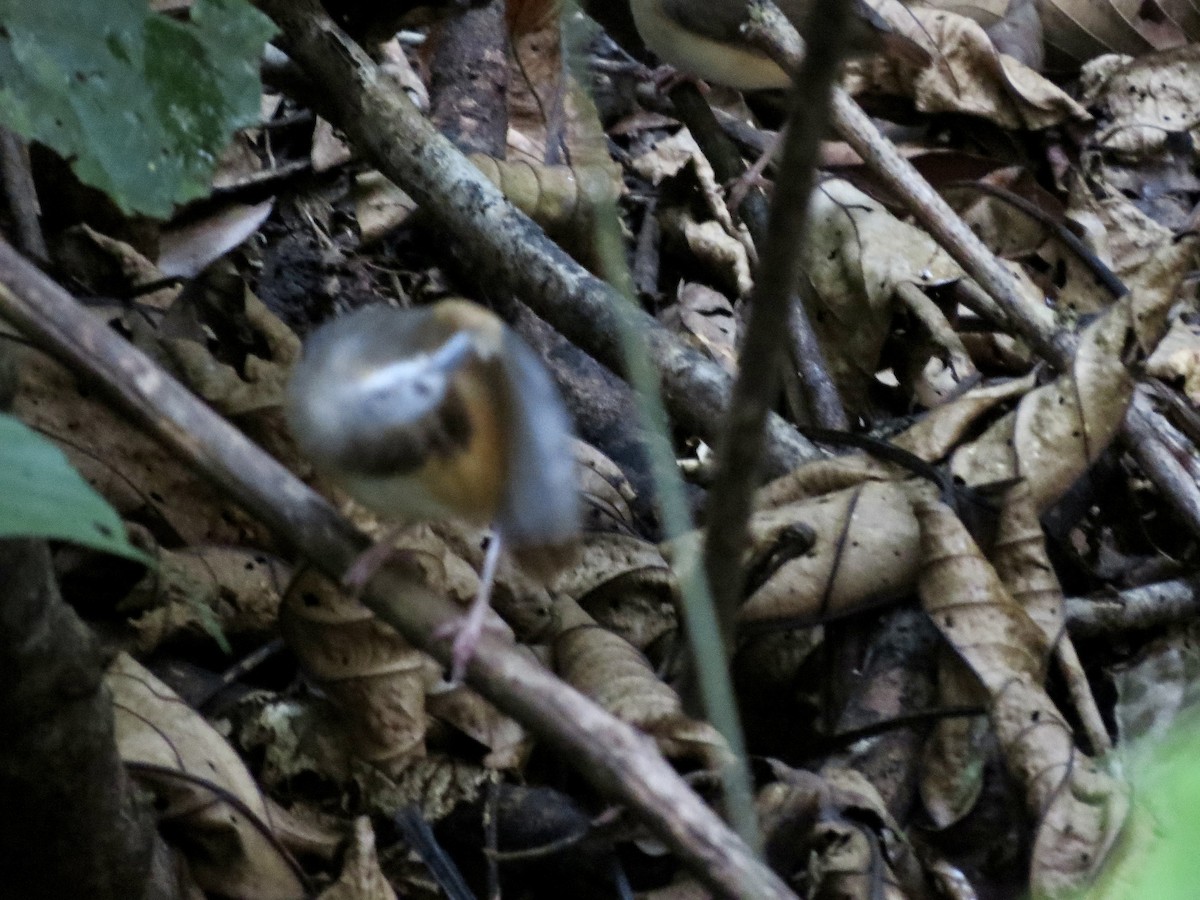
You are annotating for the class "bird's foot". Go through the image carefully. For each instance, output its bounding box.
[435,530,506,684]
[341,527,405,594]
[649,64,708,95]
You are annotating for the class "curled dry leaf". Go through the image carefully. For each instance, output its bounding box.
[124,546,291,653]
[633,129,754,298]
[281,565,435,769]
[913,498,1129,895]
[159,287,302,417]
[553,621,733,770]
[802,179,964,412]
[758,765,912,899]
[951,238,1193,509]
[1063,175,1175,293]
[425,681,530,770]
[992,482,1111,752]
[318,817,397,900]
[107,653,306,900]
[892,373,1037,461]
[547,531,677,649]
[849,2,1091,129]
[740,246,1183,628]
[574,438,639,535]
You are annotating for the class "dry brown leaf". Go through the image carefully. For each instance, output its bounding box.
[892,373,1037,461]
[919,652,990,829]
[1063,174,1176,291]
[660,282,741,377]
[757,454,897,508]
[12,342,271,547]
[739,479,927,627]
[992,481,1111,752]
[758,765,911,900]
[157,200,275,279]
[553,620,733,769]
[738,241,1184,629]
[1111,618,1200,747]
[633,129,754,298]
[425,682,530,770]
[318,818,397,900]
[802,179,964,411]
[1146,317,1200,404]
[547,531,675,639]
[575,438,639,534]
[124,546,291,653]
[951,238,1192,508]
[1081,46,1200,160]
[280,566,438,770]
[850,2,1091,129]
[159,286,301,417]
[913,498,1129,895]
[108,653,306,900]
[355,158,621,251]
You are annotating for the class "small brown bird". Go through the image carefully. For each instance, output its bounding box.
[629,0,919,91]
[286,299,579,681]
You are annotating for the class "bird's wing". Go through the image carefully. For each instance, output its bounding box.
[493,328,580,549]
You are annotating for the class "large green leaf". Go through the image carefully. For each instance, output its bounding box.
[0,0,276,217]
[0,412,150,564]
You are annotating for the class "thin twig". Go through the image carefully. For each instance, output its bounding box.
[703,0,852,654]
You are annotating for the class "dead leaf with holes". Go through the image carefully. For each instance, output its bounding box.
[758,764,913,899]
[122,546,290,653]
[913,497,1129,895]
[108,653,307,899]
[848,1,1091,129]
[1080,46,1200,161]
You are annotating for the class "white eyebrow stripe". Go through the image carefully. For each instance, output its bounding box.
[356,332,476,393]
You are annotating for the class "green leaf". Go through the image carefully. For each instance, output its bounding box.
[0,0,276,217]
[0,412,151,565]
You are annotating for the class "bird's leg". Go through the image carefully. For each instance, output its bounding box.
[342,525,406,593]
[436,529,505,684]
